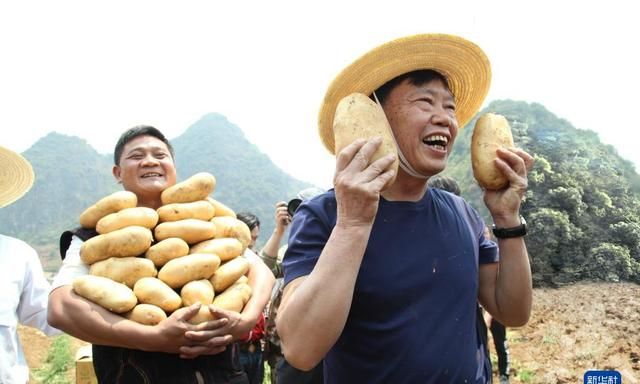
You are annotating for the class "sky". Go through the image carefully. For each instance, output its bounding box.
[1,1,638,189]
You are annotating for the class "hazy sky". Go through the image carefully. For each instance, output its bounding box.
[1,1,637,188]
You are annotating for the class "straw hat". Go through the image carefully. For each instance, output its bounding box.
[0,146,35,208]
[318,33,491,153]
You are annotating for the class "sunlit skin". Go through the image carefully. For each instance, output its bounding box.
[112,135,177,209]
[382,77,458,178]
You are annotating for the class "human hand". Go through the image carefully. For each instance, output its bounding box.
[274,201,290,232]
[181,305,249,358]
[483,147,534,226]
[333,137,396,228]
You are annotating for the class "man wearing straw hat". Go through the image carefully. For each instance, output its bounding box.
[1,146,61,384]
[276,34,533,383]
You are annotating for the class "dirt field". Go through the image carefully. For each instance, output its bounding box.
[19,281,639,383]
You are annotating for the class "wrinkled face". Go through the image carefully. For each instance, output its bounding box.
[113,135,177,204]
[381,78,459,177]
[249,225,260,250]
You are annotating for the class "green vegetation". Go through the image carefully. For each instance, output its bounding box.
[444,100,640,286]
[32,335,73,384]
[3,104,640,286]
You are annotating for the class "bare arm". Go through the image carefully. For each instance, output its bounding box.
[478,147,534,327]
[276,138,396,370]
[260,201,289,262]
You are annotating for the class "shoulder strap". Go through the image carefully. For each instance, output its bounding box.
[59,227,98,260]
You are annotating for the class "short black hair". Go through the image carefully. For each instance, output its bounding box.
[113,125,174,165]
[428,175,461,196]
[373,69,452,105]
[236,212,260,231]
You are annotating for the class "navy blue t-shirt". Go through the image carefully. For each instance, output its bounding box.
[282,188,498,384]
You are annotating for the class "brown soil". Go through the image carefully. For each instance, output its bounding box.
[19,282,639,383]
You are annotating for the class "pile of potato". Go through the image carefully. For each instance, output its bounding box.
[72,172,253,325]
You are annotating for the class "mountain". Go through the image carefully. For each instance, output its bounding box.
[3,105,640,286]
[0,113,312,259]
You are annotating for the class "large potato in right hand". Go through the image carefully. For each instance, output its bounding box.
[471,113,515,190]
[333,93,399,189]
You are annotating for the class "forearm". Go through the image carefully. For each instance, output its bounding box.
[48,286,153,350]
[242,261,275,330]
[493,237,532,326]
[277,224,371,370]
[260,229,285,262]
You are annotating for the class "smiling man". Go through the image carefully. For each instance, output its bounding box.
[276,34,534,383]
[48,125,274,383]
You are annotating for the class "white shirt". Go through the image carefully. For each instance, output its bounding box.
[0,234,61,384]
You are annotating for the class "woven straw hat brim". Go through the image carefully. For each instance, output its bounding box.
[318,33,491,154]
[0,146,35,208]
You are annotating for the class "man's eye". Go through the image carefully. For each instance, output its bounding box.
[446,104,457,111]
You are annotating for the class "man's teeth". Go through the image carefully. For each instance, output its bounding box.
[423,134,448,149]
[142,173,162,178]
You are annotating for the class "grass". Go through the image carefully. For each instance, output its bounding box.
[32,335,73,384]
[516,367,535,383]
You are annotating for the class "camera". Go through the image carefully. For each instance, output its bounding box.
[287,198,302,217]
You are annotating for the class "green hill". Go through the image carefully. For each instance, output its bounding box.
[2,104,640,286]
[0,114,312,269]
[444,100,640,286]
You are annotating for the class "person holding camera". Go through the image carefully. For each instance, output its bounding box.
[260,188,324,384]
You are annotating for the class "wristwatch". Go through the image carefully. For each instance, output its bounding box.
[492,215,527,238]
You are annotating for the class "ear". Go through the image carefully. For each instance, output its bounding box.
[113,165,122,184]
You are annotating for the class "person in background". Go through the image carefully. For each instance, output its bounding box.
[1,145,61,384]
[48,125,274,383]
[236,212,266,384]
[260,188,325,384]
[277,34,533,383]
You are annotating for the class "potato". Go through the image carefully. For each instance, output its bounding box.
[158,253,221,289]
[471,113,515,190]
[189,238,244,262]
[125,304,167,325]
[207,198,236,217]
[79,191,137,228]
[161,172,216,205]
[210,256,250,292]
[188,305,216,324]
[154,219,216,244]
[89,256,157,288]
[210,217,251,249]
[96,207,159,234]
[180,279,215,307]
[133,277,182,312]
[73,275,137,313]
[212,282,252,312]
[145,237,190,267]
[157,200,215,222]
[80,226,153,265]
[333,93,399,190]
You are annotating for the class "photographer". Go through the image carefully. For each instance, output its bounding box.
[260,188,324,384]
